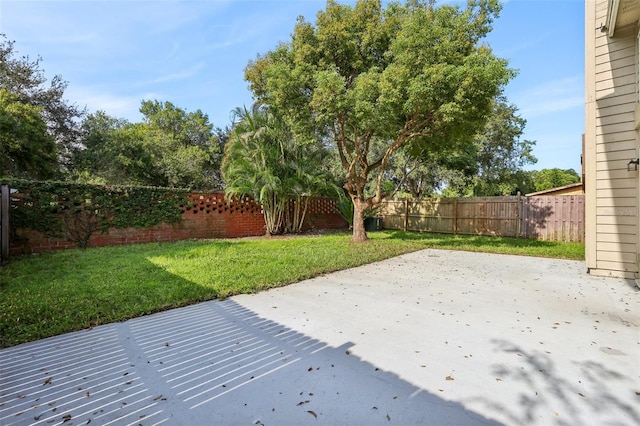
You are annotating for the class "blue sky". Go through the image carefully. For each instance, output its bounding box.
[1,0,584,173]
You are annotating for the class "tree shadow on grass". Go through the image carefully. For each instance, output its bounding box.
[1,299,505,425]
[0,240,245,348]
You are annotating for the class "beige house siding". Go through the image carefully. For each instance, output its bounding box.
[586,0,640,278]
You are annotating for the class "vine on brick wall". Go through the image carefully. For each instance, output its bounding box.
[4,179,189,248]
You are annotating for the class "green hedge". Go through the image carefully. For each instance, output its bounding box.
[3,179,189,248]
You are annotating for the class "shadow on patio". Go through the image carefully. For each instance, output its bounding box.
[1,299,502,425]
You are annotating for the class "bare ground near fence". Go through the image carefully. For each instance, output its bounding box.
[380,195,584,243]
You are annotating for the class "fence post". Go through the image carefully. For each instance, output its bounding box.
[452,198,458,235]
[403,198,409,232]
[1,185,9,261]
[516,194,521,238]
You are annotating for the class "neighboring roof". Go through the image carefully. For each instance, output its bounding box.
[525,182,584,196]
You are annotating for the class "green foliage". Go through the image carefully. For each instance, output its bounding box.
[71,102,225,189]
[335,194,355,227]
[531,168,580,192]
[4,179,188,248]
[140,100,223,188]
[0,231,583,347]
[470,96,537,196]
[72,111,160,185]
[245,0,513,240]
[0,89,57,179]
[395,96,537,197]
[222,104,336,235]
[0,35,84,174]
[471,169,536,196]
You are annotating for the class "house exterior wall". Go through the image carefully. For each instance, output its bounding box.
[585,0,640,278]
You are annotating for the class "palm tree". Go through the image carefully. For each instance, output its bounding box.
[222,104,287,235]
[222,104,336,235]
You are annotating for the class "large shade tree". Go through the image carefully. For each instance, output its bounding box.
[531,168,580,192]
[470,96,536,196]
[0,35,84,175]
[72,111,160,185]
[245,0,514,241]
[0,89,57,179]
[139,100,222,189]
[71,101,224,188]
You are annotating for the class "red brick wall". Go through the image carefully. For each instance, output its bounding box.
[9,193,347,255]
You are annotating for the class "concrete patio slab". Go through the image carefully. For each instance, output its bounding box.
[1,249,638,425]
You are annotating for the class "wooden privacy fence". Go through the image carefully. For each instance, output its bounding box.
[379,195,585,243]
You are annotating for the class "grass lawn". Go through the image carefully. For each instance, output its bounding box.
[0,231,583,348]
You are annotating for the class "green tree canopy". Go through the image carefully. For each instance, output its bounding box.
[139,100,222,189]
[71,101,225,189]
[384,95,535,198]
[0,35,84,174]
[531,168,580,192]
[0,89,57,179]
[245,0,513,241]
[72,111,159,185]
[470,96,536,195]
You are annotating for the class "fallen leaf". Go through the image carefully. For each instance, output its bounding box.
[446,376,454,381]
[578,393,585,397]
[43,377,52,385]
[62,414,72,423]
[307,410,317,418]
[153,395,163,401]
[297,400,310,406]
[17,395,27,399]
[496,378,503,382]
[84,392,90,398]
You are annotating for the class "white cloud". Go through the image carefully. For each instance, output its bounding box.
[140,62,206,86]
[66,87,160,121]
[513,75,584,118]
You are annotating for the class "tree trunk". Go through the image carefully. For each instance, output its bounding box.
[351,199,368,242]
